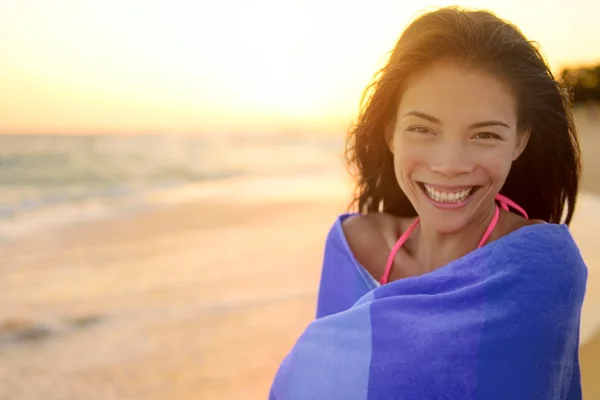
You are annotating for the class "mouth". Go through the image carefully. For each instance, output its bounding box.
[417,182,480,206]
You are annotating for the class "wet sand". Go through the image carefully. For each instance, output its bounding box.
[0,198,345,399]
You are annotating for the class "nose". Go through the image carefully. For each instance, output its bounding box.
[429,140,474,177]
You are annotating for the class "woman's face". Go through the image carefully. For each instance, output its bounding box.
[391,61,529,233]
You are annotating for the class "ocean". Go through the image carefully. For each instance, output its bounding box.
[0,133,346,241]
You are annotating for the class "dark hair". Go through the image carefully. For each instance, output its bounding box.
[344,6,580,224]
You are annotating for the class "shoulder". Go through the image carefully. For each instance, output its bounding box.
[500,220,587,289]
[499,209,546,234]
[500,213,580,259]
[493,210,547,246]
[341,212,413,279]
[340,214,386,261]
[341,213,389,238]
[485,220,587,323]
[341,212,404,249]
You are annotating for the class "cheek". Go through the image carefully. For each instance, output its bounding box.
[392,139,428,191]
[474,148,514,182]
[393,136,429,167]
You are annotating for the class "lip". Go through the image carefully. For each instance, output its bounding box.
[417,182,479,210]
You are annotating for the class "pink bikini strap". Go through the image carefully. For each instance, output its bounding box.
[380,194,528,285]
[477,204,500,249]
[495,193,529,219]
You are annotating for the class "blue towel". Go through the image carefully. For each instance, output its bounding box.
[269,214,587,400]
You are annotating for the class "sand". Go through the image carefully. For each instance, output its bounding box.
[0,199,346,399]
[1,119,600,398]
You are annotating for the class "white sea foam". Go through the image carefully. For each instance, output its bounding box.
[0,133,345,241]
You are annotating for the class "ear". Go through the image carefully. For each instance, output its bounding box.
[512,126,531,161]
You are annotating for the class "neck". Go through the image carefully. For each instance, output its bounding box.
[413,203,497,271]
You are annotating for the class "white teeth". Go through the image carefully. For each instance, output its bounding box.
[423,184,473,203]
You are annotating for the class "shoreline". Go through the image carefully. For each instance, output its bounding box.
[0,169,352,245]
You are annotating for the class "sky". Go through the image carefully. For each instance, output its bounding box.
[1,0,599,134]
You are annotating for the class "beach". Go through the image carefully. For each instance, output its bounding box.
[1,117,600,398]
[0,196,347,399]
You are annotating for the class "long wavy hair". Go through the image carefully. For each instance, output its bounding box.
[344,6,580,224]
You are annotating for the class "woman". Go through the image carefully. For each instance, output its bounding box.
[270,6,587,400]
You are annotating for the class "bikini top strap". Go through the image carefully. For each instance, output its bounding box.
[495,193,529,219]
[380,217,419,285]
[477,204,500,248]
[380,194,528,284]
[477,194,529,248]
[381,207,499,284]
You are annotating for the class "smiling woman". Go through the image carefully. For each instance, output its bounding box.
[269,6,587,400]
[391,63,532,235]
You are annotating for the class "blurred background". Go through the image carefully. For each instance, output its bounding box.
[1,0,599,398]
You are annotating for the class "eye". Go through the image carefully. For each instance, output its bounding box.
[408,126,433,135]
[475,132,502,140]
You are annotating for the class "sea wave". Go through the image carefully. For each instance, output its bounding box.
[0,133,346,241]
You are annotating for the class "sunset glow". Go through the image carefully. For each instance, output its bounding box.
[1,0,599,134]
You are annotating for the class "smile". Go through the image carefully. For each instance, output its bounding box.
[418,183,479,204]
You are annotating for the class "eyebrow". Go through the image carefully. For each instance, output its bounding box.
[403,111,511,129]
